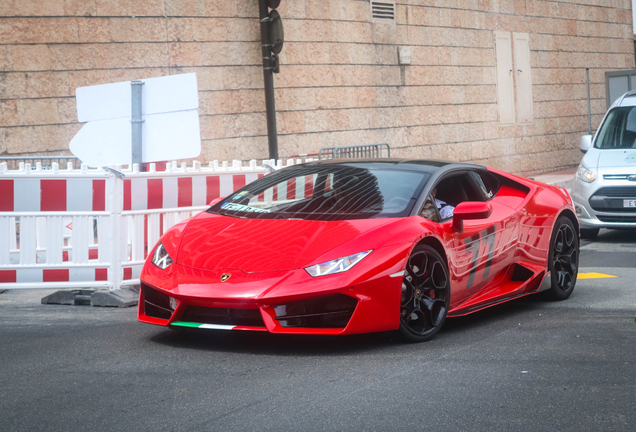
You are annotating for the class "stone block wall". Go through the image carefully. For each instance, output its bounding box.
[0,0,634,175]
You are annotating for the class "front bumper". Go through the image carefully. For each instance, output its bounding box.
[137,245,410,335]
[571,175,636,230]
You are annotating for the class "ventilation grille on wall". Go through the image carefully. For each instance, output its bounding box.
[371,1,395,21]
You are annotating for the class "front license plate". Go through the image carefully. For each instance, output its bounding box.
[624,199,636,208]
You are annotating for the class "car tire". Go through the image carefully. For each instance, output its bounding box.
[580,228,599,240]
[546,216,579,301]
[397,244,450,342]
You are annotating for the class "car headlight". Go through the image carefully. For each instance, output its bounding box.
[151,242,173,269]
[576,163,596,183]
[304,250,372,277]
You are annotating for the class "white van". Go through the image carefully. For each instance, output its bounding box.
[571,91,636,239]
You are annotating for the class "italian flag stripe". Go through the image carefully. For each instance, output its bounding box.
[171,321,236,330]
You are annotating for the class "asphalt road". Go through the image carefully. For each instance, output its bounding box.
[1,230,635,432]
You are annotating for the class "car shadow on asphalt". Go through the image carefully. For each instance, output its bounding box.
[149,327,396,355]
[582,228,636,247]
[442,296,545,332]
[147,296,547,356]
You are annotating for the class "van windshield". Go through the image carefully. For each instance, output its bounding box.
[595,106,636,149]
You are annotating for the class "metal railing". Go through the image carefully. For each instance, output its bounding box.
[0,156,81,170]
[318,143,391,160]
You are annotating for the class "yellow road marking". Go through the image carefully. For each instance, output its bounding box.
[578,272,617,279]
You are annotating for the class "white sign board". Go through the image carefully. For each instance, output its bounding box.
[70,73,201,167]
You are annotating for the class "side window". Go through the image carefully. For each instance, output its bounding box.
[429,175,474,222]
[624,109,636,148]
[469,171,500,201]
[428,173,489,222]
[419,194,440,223]
[434,174,474,207]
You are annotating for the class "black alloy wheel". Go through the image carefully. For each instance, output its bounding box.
[546,216,579,300]
[398,244,450,342]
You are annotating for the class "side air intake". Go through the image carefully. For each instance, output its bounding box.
[142,283,175,320]
[274,294,358,328]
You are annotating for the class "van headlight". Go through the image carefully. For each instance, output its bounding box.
[151,243,173,270]
[576,163,596,183]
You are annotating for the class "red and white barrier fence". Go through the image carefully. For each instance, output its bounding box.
[0,158,309,290]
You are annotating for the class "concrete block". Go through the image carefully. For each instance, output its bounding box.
[203,0,239,18]
[167,18,196,42]
[278,111,305,135]
[109,17,142,42]
[17,99,60,126]
[63,0,98,16]
[0,100,18,127]
[24,71,72,98]
[49,44,93,70]
[91,287,139,308]
[169,42,203,67]
[225,18,259,42]
[12,45,51,71]
[131,43,169,68]
[164,0,205,17]
[41,289,96,306]
[0,46,12,72]
[139,18,169,42]
[199,115,226,140]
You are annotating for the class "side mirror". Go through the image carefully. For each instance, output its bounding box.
[452,201,493,233]
[208,197,225,206]
[580,134,593,153]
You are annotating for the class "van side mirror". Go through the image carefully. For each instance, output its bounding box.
[580,134,593,153]
[452,201,493,233]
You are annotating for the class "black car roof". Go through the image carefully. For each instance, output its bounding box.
[300,158,486,175]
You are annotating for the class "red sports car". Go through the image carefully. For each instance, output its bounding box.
[138,159,579,342]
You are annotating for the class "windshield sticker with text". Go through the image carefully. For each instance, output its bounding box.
[221,202,271,213]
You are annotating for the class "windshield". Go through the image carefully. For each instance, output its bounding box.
[595,106,636,149]
[208,165,429,221]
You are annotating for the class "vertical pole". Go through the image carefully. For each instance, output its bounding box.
[258,0,279,160]
[586,68,592,135]
[108,171,122,290]
[131,80,144,166]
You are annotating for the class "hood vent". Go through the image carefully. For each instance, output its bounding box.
[371,1,395,21]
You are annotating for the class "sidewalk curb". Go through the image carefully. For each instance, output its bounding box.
[529,167,576,189]
[548,178,574,189]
